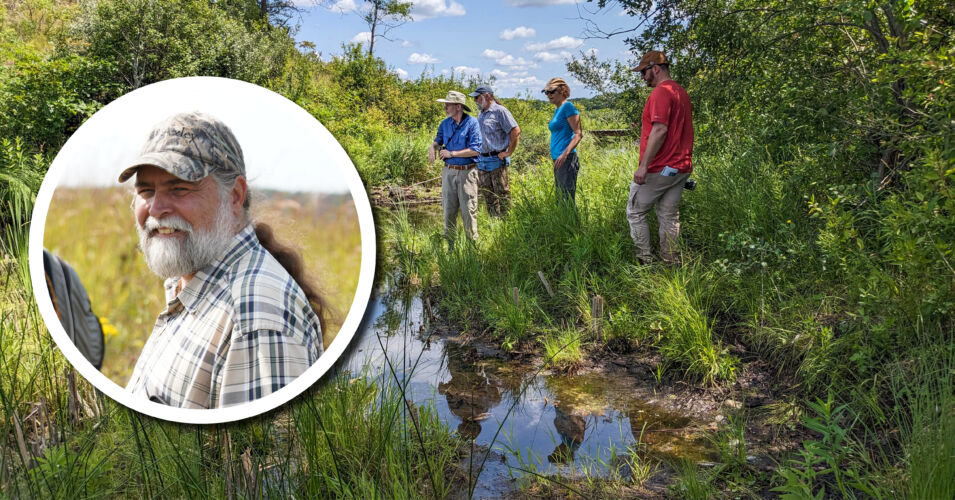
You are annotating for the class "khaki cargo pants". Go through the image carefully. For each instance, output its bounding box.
[626,172,690,263]
[442,164,479,242]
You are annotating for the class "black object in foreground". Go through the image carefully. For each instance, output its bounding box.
[43,249,105,369]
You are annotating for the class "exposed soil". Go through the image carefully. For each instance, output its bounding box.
[369,179,442,207]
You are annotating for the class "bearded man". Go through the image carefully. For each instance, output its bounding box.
[628,50,694,265]
[121,112,325,409]
[469,85,520,217]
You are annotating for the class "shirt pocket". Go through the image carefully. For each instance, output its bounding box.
[483,115,499,133]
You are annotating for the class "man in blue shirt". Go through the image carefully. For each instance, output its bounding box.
[470,85,520,217]
[428,90,483,243]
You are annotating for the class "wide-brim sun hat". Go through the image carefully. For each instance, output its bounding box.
[436,90,472,113]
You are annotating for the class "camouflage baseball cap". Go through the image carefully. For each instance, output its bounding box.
[118,111,245,183]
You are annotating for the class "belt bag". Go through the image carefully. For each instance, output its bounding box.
[477,155,505,170]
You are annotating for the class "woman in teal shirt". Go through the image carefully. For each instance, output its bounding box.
[543,77,583,204]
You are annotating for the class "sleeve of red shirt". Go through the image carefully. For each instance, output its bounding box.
[646,87,673,126]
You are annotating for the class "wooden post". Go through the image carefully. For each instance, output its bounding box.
[424,296,434,320]
[537,271,555,298]
[11,409,31,468]
[223,430,233,499]
[66,367,79,425]
[512,287,519,307]
[591,295,605,334]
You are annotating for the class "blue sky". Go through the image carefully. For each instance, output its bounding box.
[294,0,640,98]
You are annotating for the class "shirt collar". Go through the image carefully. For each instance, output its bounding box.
[481,101,501,114]
[163,223,258,313]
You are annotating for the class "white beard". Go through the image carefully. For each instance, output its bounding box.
[137,198,236,280]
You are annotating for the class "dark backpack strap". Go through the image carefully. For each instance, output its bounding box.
[42,249,105,370]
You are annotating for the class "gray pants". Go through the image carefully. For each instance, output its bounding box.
[626,172,690,263]
[554,152,580,204]
[442,165,479,242]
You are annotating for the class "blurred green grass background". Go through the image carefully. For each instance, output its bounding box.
[43,186,361,384]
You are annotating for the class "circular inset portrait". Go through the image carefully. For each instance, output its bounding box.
[29,76,375,424]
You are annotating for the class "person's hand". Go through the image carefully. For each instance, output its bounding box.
[428,146,436,164]
[439,149,453,160]
[498,150,512,160]
[633,165,648,185]
[554,153,567,171]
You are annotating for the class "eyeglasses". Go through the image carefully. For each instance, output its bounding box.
[640,63,655,78]
[542,89,557,95]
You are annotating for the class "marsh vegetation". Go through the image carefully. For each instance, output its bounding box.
[2,0,954,498]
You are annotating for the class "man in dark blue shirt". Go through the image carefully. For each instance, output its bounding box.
[428,90,483,243]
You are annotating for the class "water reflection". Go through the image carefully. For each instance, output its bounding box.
[548,405,586,464]
[343,278,711,495]
[438,344,504,439]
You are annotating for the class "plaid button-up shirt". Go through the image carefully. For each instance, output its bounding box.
[126,224,323,409]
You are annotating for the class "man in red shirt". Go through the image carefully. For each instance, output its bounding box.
[627,50,694,264]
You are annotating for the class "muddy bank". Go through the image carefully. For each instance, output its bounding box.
[369,180,442,207]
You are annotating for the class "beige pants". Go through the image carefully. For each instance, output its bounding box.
[626,172,690,263]
[442,165,479,242]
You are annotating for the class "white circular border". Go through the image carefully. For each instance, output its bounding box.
[29,77,376,424]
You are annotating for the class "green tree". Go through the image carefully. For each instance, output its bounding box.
[71,0,296,89]
[361,0,412,56]
[581,0,954,180]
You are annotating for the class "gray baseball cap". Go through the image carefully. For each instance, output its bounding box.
[118,111,245,183]
[468,85,494,97]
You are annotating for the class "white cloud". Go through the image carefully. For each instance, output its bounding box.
[481,49,535,69]
[401,40,413,47]
[452,65,481,77]
[525,35,584,51]
[505,0,576,6]
[395,68,409,80]
[489,69,543,90]
[533,50,572,62]
[410,0,466,20]
[584,48,599,57]
[329,0,464,20]
[351,31,371,44]
[499,26,536,40]
[326,0,358,14]
[409,52,439,64]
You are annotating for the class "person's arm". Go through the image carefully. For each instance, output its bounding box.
[429,123,445,164]
[445,118,481,159]
[633,122,668,184]
[554,113,582,170]
[441,148,478,159]
[499,126,521,160]
[215,327,319,408]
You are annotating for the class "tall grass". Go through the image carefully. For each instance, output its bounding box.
[2,197,463,499]
[384,146,741,385]
[633,265,737,385]
[893,336,955,499]
[368,131,437,185]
